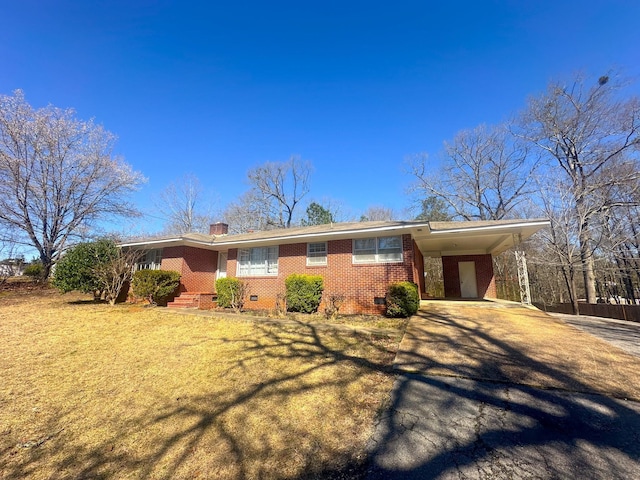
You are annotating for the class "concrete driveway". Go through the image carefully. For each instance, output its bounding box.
[549,312,640,358]
[366,301,640,479]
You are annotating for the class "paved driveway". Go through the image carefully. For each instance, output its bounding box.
[549,313,640,357]
[366,301,640,479]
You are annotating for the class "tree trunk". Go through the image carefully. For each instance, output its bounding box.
[40,252,54,280]
[616,253,637,304]
[580,246,597,303]
[561,264,580,315]
[577,207,597,303]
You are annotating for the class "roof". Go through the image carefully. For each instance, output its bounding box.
[120,219,550,257]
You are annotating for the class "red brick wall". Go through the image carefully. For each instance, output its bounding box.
[442,254,496,299]
[161,246,218,293]
[412,240,425,295]
[226,234,417,314]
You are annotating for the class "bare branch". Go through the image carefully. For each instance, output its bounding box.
[225,156,312,233]
[407,124,539,220]
[0,90,145,277]
[155,174,217,234]
[516,72,640,303]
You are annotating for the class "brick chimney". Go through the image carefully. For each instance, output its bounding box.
[209,222,229,236]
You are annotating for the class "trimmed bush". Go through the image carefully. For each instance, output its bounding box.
[385,281,419,318]
[285,274,324,314]
[216,277,247,311]
[131,269,181,305]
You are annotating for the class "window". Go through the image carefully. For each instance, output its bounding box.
[237,246,278,276]
[136,249,162,270]
[307,242,328,266]
[353,236,402,263]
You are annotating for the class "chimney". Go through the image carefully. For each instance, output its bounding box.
[209,222,229,236]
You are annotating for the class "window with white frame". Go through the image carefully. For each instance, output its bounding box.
[237,246,279,276]
[307,242,327,266]
[136,249,162,270]
[353,236,402,263]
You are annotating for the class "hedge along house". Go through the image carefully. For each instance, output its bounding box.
[121,219,549,314]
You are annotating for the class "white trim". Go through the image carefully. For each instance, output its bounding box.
[118,220,550,252]
[441,249,488,256]
[306,241,328,266]
[429,220,550,235]
[216,251,228,280]
[237,246,279,277]
[120,238,182,248]
[135,248,163,271]
[118,225,423,250]
[212,223,427,247]
[352,235,403,264]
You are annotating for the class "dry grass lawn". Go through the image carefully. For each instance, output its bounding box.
[0,289,400,480]
[395,301,640,400]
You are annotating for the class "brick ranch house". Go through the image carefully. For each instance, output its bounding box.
[121,219,548,314]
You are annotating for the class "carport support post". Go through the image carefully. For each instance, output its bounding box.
[515,250,531,305]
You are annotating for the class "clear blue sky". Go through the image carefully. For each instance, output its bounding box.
[1,0,639,233]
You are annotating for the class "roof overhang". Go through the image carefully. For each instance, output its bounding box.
[119,237,220,251]
[119,219,549,257]
[210,222,431,248]
[411,220,550,257]
[119,222,432,250]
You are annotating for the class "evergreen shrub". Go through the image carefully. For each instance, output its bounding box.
[132,269,181,305]
[23,261,45,282]
[385,281,419,318]
[52,239,118,298]
[285,274,324,313]
[216,277,246,310]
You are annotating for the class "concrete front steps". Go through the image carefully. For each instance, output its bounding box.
[167,292,217,310]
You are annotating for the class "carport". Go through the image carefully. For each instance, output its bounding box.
[408,219,549,303]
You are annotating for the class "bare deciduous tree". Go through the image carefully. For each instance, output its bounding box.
[222,156,312,233]
[156,174,216,234]
[247,156,311,228]
[0,90,145,278]
[528,176,586,313]
[360,205,397,221]
[408,124,538,220]
[517,73,640,303]
[222,190,274,234]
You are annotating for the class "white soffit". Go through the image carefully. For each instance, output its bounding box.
[413,220,549,257]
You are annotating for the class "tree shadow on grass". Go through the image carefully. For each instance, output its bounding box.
[366,307,640,479]
[6,306,640,479]
[66,298,106,305]
[1,320,396,480]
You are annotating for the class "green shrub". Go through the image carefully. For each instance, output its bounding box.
[215,277,247,312]
[131,269,181,305]
[23,261,45,282]
[285,274,324,314]
[385,281,419,318]
[52,239,118,298]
